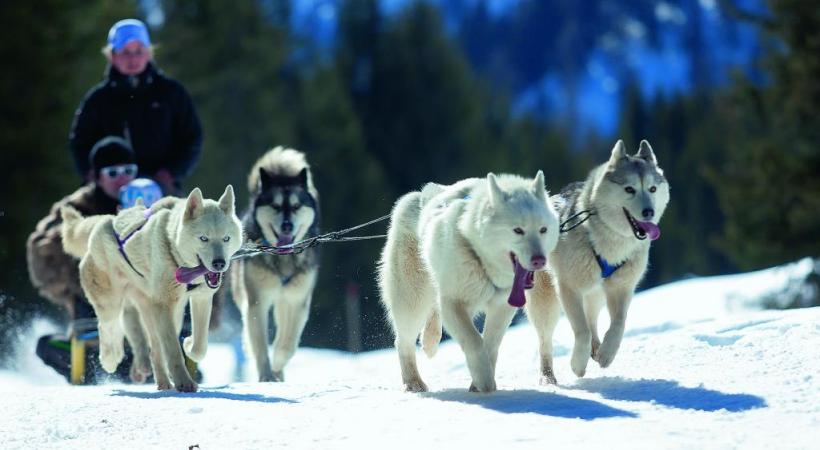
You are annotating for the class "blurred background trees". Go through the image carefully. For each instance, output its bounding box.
[1,0,817,361]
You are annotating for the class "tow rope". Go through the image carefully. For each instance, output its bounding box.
[231,214,391,260]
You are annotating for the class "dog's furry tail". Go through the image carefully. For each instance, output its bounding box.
[60,206,104,258]
[420,309,442,358]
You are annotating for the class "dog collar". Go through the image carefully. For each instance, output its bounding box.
[594,251,622,279]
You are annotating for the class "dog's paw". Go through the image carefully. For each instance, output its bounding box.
[257,367,279,382]
[590,338,601,361]
[156,380,173,391]
[183,336,206,362]
[404,379,428,393]
[468,379,497,393]
[570,345,590,378]
[99,343,124,373]
[272,370,285,382]
[595,343,618,368]
[175,379,198,393]
[539,368,558,386]
[129,362,150,384]
[596,332,622,368]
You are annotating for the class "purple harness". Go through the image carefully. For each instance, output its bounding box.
[114,209,153,278]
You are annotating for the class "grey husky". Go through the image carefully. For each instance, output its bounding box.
[525,140,670,384]
[231,147,320,382]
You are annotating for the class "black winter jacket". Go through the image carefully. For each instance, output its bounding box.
[69,63,202,181]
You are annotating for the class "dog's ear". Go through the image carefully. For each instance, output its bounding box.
[218,184,235,216]
[531,170,546,202]
[487,173,504,206]
[297,167,309,187]
[184,187,204,222]
[636,140,658,165]
[258,168,273,192]
[609,139,627,164]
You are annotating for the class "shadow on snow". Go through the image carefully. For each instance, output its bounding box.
[110,386,296,404]
[422,389,638,420]
[569,377,767,412]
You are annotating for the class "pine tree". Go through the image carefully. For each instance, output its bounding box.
[156,0,295,207]
[361,2,496,193]
[715,0,820,269]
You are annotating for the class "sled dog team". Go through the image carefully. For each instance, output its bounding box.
[62,140,669,392]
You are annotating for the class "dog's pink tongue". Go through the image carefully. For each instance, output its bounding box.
[175,265,210,284]
[508,258,529,308]
[638,221,661,241]
[277,235,294,247]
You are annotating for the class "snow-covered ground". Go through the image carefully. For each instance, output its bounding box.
[2,259,818,449]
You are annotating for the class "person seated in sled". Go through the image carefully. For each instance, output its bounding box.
[27,137,142,383]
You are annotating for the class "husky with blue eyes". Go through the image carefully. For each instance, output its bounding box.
[525,140,670,384]
[231,147,320,382]
[61,185,243,392]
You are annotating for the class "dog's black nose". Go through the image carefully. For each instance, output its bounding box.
[281,221,293,234]
[212,259,226,271]
[642,208,654,219]
[531,255,546,269]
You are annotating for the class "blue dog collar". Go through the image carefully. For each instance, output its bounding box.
[594,252,622,279]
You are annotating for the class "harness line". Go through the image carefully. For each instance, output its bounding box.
[232,214,391,260]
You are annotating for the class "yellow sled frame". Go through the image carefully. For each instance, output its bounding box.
[69,332,198,385]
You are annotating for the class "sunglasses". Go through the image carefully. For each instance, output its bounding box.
[116,48,149,58]
[100,164,138,179]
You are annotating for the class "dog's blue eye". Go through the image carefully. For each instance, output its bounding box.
[223,236,230,242]
[513,227,525,235]
[199,236,209,242]
[539,227,547,234]
[649,186,657,193]
[625,187,636,194]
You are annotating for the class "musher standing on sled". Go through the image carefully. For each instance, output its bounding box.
[69,18,202,197]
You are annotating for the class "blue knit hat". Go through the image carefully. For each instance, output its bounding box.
[108,19,151,51]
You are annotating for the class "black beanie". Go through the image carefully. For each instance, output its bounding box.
[89,136,136,173]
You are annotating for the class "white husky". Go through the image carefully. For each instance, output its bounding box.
[62,187,243,392]
[379,172,560,392]
[525,140,670,384]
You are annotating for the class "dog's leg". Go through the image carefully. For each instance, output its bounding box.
[244,285,275,382]
[380,192,435,392]
[79,257,126,374]
[183,292,213,363]
[382,258,434,392]
[558,282,592,378]
[524,271,562,384]
[391,302,431,393]
[135,301,172,390]
[584,289,606,362]
[481,301,517,382]
[596,284,633,368]
[270,296,311,381]
[441,300,494,392]
[145,301,197,392]
[131,297,173,389]
[121,300,151,383]
[420,309,442,358]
